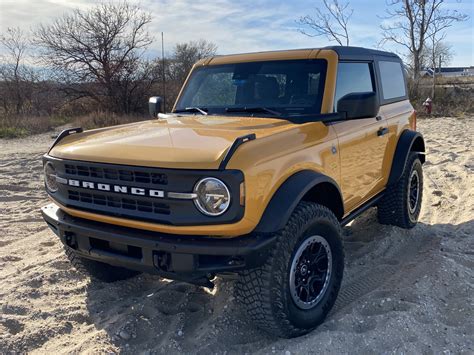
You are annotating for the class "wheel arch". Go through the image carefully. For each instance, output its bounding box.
[253,170,344,234]
[387,130,425,186]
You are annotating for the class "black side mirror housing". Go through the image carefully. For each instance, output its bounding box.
[149,96,164,117]
[337,91,379,119]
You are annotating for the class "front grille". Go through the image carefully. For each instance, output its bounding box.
[46,157,244,226]
[64,163,168,185]
[68,190,170,215]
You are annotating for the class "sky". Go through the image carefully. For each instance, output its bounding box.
[0,0,472,66]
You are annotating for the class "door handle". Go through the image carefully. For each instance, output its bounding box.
[376,115,383,121]
[377,127,389,136]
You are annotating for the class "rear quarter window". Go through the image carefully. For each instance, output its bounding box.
[378,61,406,100]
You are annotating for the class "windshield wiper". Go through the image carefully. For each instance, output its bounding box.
[225,107,282,116]
[174,107,208,115]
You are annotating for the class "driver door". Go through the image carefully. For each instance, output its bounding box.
[332,62,388,212]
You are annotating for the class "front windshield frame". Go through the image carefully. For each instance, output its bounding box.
[174,59,328,118]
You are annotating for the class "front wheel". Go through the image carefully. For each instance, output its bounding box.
[235,202,344,338]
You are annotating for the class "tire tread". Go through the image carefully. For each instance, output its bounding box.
[378,152,423,229]
[236,202,344,338]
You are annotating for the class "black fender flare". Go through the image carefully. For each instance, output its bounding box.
[387,130,425,186]
[253,170,343,233]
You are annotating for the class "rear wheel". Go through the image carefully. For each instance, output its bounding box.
[235,202,344,338]
[64,246,140,282]
[378,152,423,228]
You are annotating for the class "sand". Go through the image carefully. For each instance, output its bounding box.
[0,117,472,354]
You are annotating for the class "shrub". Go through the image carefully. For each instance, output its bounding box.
[0,126,29,138]
[0,114,51,138]
[72,112,145,130]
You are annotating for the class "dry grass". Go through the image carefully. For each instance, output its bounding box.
[0,112,146,138]
[0,115,53,138]
[418,75,474,87]
[433,75,474,85]
[413,85,474,117]
[73,112,145,130]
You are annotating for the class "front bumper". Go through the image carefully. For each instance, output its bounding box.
[41,203,276,284]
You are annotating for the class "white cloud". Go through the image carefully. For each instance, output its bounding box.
[145,0,316,54]
[0,0,472,65]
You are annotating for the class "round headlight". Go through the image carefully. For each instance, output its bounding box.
[194,177,231,216]
[44,162,58,193]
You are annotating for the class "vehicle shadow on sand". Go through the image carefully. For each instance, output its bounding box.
[83,208,473,353]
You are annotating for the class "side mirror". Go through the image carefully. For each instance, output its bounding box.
[337,92,379,119]
[149,96,164,117]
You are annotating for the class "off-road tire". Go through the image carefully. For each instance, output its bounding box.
[378,152,423,228]
[235,202,344,338]
[64,246,140,282]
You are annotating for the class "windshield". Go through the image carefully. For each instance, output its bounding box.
[175,59,327,117]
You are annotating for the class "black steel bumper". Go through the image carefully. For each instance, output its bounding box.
[41,203,276,284]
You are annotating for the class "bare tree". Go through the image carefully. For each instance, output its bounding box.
[427,39,453,97]
[427,41,452,68]
[380,0,468,80]
[160,39,217,109]
[170,40,218,85]
[407,39,452,73]
[35,2,157,113]
[297,0,353,46]
[0,27,36,115]
[426,12,455,99]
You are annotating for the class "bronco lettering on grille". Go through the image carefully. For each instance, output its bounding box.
[64,179,165,198]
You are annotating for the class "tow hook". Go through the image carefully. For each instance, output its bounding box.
[64,231,78,249]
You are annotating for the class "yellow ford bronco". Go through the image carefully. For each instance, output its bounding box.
[41,46,425,338]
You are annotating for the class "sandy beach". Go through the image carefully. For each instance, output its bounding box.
[0,117,472,353]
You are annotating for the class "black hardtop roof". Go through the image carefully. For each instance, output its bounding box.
[205,46,403,64]
[324,46,401,61]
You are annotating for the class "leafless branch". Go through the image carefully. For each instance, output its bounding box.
[297,0,354,46]
[34,1,154,113]
[379,0,468,79]
[0,27,37,115]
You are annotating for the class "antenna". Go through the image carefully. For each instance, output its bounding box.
[161,32,167,113]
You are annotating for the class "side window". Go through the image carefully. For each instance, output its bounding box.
[378,61,406,100]
[335,63,374,108]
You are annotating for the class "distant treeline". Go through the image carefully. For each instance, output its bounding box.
[0,2,217,123]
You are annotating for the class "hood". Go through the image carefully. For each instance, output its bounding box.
[49,115,296,169]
